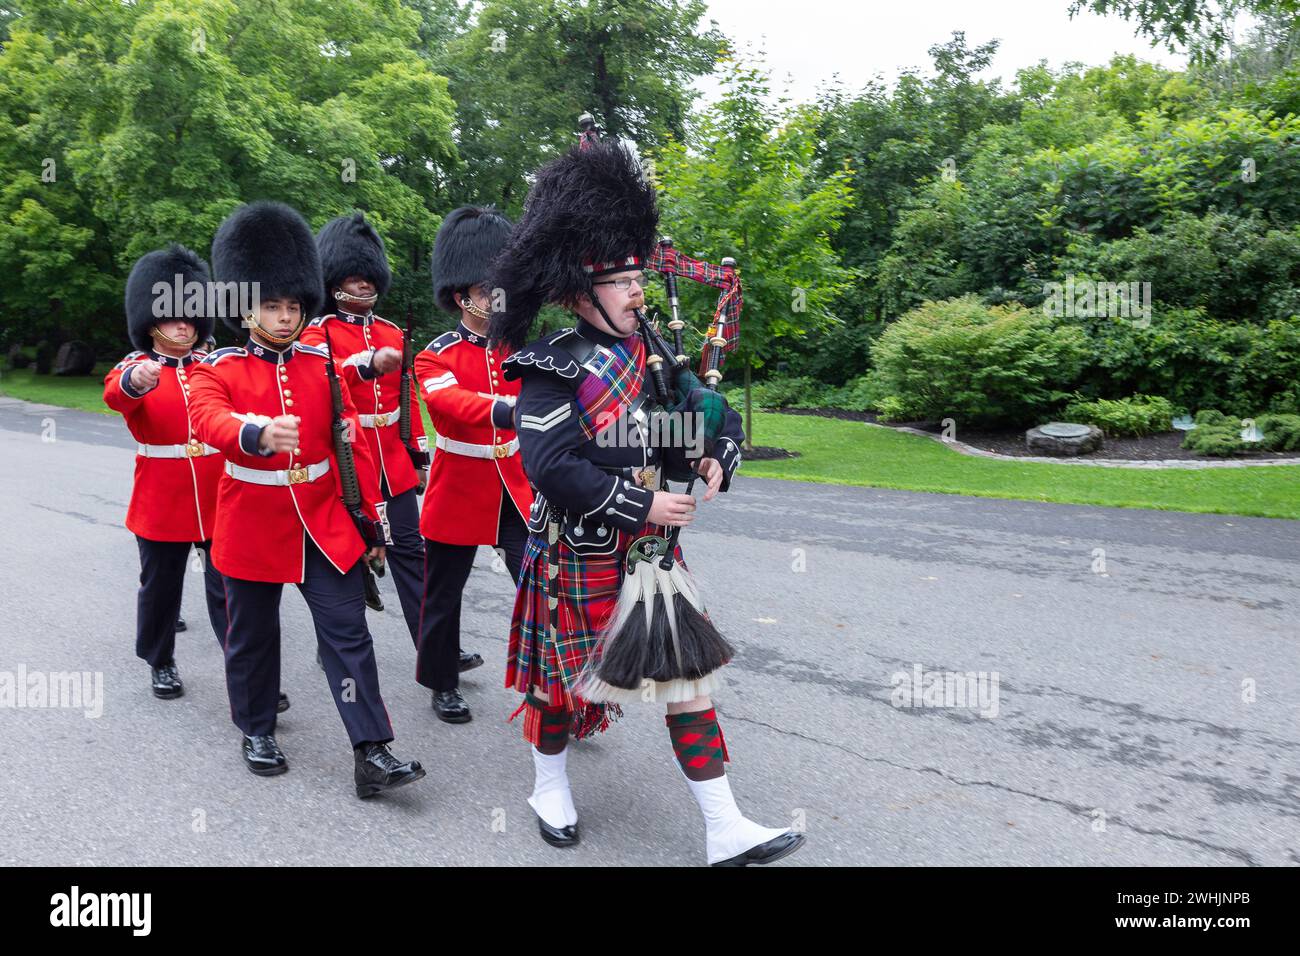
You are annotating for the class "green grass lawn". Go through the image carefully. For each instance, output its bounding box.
[741,412,1300,520]
[2,368,1295,519]
[0,366,112,413]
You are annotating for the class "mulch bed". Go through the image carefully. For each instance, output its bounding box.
[745,445,800,461]
[774,406,1296,461]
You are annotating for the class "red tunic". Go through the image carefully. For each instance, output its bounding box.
[414,323,533,545]
[186,340,387,583]
[299,312,427,498]
[103,349,223,543]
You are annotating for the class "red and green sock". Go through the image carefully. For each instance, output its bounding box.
[666,707,730,781]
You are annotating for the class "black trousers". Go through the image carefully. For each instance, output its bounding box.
[379,480,425,645]
[135,536,227,668]
[416,490,528,692]
[222,538,393,746]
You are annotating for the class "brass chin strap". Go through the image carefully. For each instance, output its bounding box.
[150,326,199,348]
[460,296,490,321]
[335,289,378,309]
[246,313,306,347]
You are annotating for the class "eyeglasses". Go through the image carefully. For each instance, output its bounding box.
[592,275,644,291]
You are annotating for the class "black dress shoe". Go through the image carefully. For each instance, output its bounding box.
[174,617,187,632]
[151,662,183,699]
[432,688,472,723]
[277,692,290,713]
[354,742,425,798]
[536,816,580,848]
[458,650,484,672]
[242,735,288,776]
[711,831,806,867]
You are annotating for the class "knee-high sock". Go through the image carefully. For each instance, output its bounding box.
[523,693,570,755]
[666,706,729,781]
[668,710,788,865]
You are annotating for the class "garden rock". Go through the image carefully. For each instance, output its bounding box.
[1025,422,1103,456]
[53,340,96,376]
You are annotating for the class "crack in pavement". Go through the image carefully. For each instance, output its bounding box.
[725,712,1259,866]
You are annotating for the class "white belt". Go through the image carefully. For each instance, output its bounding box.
[435,435,518,460]
[138,440,219,459]
[358,408,400,428]
[225,458,331,486]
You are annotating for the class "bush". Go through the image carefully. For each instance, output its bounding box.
[1181,411,1300,455]
[1062,394,1175,437]
[866,295,1088,425]
[741,376,825,410]
[1069,310,1300,419]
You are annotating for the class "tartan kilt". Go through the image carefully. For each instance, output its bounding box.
[506,523,686,740]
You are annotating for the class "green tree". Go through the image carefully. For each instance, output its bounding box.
[651,55,855,446]
[435,0,723,212]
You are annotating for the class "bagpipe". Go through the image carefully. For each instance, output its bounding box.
[573,114,745,705]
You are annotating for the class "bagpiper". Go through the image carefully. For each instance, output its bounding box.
[488,141,803,865]
[414,206,533,723]
[299,213,429,649]
[187,200,424,796]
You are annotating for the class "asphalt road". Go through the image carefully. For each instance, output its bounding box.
[1,395,1297,866]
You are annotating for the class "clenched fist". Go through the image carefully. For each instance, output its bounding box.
[371,346,402,376]
[258,415,300,454]
[131,359,162,392]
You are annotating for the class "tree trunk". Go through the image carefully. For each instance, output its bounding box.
[743,362,753,451]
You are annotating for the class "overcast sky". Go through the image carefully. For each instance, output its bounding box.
[691,0,1200,105]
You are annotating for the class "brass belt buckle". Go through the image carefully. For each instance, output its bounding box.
[493,443,508,459]
[373,413,389,427]
[186,440,203,458]
[287,465,309,484]
[636,466,658,489]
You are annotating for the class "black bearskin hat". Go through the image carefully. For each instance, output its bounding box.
[210,200,323,332]
[488,140,658,351]
[430,206,513,314]
[124,244,214,352]
[317,211,391,306]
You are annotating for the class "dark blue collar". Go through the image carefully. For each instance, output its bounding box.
[150,350,198,368]
[245,338,294,363]
[457,322,487,347]
[335,309,372,326]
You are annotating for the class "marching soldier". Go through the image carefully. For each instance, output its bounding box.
[104,245,280,705]
[299,213,429,648]
[188,200,424,796]
[489,142,802,864]
[414,206,533,723]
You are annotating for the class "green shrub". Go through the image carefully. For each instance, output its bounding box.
[866,295,1088,425]
[1256,414,1300,452]
[820,375,882,412]
[742,376,824,410]
[1062,394,1175,437]
[1181,411,1300,455]
[1182,425,1250,456]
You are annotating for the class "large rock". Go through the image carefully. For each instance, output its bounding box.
[6,344,30,370]
[1025,422,1103,457]
[53,340,96,376]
